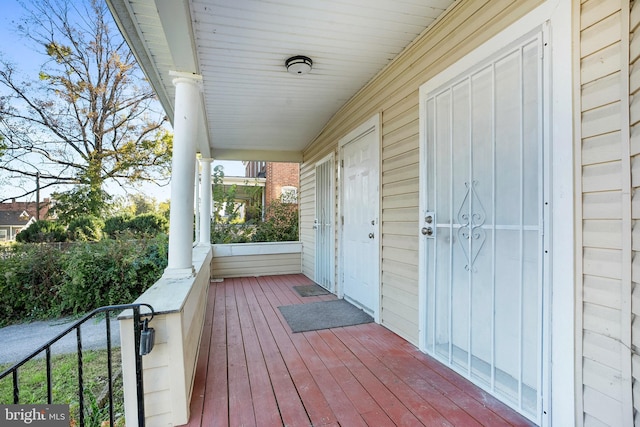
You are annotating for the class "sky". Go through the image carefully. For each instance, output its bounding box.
[0,0,245,203]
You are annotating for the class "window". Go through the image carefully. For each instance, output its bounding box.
[0,229,7,241]
[280,186,297,204]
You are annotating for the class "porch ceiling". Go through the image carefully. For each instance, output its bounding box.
[106,0,454,161]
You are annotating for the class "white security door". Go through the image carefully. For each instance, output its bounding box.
[341,120,379,315]
[421,33,544,423]
[315,155,334,291]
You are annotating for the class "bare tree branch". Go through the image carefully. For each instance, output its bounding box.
[0,0,171,211]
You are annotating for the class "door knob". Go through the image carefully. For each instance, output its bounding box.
[423,212,435,237]
[368,233,375,239]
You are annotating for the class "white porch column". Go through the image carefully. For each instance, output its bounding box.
[199,158,213,245]
[166,72,202,276]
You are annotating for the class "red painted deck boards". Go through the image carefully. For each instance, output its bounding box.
[181,274,536,427]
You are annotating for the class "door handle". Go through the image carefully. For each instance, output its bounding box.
[422,212,435,238]
[368,233,375,239]
[421,227,433,236]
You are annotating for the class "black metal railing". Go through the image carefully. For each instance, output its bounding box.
[0,303,155,427]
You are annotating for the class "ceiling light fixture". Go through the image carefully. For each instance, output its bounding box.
[285,55,312,75]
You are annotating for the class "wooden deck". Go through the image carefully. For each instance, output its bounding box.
[182,274,535,427]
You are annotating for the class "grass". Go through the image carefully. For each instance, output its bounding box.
[0,348,124,426]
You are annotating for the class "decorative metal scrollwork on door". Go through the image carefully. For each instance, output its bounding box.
[457,181,486,271]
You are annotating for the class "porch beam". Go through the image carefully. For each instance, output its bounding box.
[211,148,303,162]
[166,71,202,276]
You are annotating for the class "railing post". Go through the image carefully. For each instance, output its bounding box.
[76,327,84,427]
[133,306,146,427]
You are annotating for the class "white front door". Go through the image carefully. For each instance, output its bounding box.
[315,154,334,291]
[341,116,380,316]
[420,32,545,423]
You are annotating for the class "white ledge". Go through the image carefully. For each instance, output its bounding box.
[212,241,302,257]
[119,245,212,318]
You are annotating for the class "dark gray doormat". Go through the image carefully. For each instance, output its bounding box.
[293,284,330,297]
[278,299,373,333]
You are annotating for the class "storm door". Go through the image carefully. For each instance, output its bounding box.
[315,155,334,291]
[421,32,544,423]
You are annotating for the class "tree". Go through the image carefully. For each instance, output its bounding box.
[0,0,171,213]
[212,165,241,224]
[50,184,110,224]
[127,193,158,216]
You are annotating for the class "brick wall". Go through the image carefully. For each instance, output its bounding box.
[265,162,299,204]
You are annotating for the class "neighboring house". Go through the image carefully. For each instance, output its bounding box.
[216,175,265,221]
[0,210,33,241]
[106,1,636,426]
[0,199,51,241]
[244,161,300,205]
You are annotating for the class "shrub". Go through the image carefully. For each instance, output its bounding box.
[16,220,67,243]
[104,213,134,238]
[59,235,168,314]
[251,200,298,242]
[103,213,167,238]
[67,215,104,241]
[0,235,168,325]
[127,213,168,236]
[0,244,65,323]
[211,223,253,244]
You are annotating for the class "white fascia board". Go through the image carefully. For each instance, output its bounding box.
[212,149,303,163]
[222,177,266,187]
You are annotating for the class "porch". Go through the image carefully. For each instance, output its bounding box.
[183,274,534,427]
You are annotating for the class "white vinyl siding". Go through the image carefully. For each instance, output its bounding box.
[211,243,303,278]
[211,253,302,278]
[578,0,635,425]
[629,0,640,424]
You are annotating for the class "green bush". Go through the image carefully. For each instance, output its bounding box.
[103,213,134,238]
[103,213,167,238]
[59,235,168,314]
[0,244,65,323]
[251,200,298,242]
[210,200,299,244]
[67,215,104,241]
[15,220,67,243]
[0,235,168,325]
[211,223,253,244]
[127,213,168,236]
